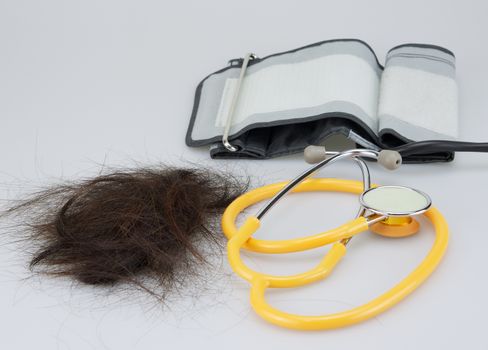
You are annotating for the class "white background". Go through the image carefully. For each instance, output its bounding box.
[1,0,488,349]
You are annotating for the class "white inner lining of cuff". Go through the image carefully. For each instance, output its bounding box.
[215,54,380,128]
[378,66,458,139]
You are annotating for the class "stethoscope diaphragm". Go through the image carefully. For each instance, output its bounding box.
[360,185,432,217]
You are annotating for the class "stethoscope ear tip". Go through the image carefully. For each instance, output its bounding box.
[378,150,402,170]
[304,145,327,164]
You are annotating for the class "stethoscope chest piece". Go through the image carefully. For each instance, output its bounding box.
[360,185,432,217]
[360,186,432,238]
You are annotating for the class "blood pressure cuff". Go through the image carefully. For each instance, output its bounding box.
[185,39,458,163]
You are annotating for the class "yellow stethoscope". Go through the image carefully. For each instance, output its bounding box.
[222,148,448,330]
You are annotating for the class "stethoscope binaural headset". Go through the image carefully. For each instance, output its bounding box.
[222,147,449,330]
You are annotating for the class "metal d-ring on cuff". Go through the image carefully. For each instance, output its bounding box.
[222,52,257,152]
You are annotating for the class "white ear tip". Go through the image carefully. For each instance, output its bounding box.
[378,150,402,170]
[304,145,327,164]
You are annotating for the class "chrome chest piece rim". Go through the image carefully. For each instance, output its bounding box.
[359,185,432,217]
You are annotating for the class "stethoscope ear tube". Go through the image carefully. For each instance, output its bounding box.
[304,146,402,171]
[306,140,488,163]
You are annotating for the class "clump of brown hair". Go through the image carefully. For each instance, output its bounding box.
[3,167,246,298]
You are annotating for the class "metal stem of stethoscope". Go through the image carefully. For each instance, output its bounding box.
[256,149,379,220]
[255,149,386,247]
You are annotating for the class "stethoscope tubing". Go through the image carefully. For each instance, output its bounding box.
[223,178,449,330]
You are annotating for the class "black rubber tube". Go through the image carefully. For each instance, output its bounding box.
[392,140,488,157]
